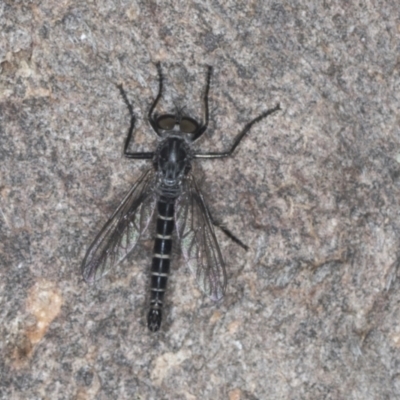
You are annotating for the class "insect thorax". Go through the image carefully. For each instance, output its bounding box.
[154,136,192,198]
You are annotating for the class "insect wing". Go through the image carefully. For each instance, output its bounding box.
[175,176,227,301]
[82,169,156,283]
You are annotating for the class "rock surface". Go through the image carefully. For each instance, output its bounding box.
[1,1,399,399]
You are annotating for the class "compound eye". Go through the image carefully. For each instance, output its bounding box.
[180,117,199,134]
[157,115,176,130]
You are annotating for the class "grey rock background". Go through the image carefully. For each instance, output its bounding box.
[1,1,400,399]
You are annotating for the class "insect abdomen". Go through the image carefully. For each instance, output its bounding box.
[147,197,175,332]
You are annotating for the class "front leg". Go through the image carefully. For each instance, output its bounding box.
[117,83,154,159]
[194,103,281,159]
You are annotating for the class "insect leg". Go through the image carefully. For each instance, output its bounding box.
[213,220,248,251]
[205,203,248,250]
[193,186,249,250]
[117,84,154,159]
[192,66,212,141]
[193,103,281,159]
[148,62,164,137]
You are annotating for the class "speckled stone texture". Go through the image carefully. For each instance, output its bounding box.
[1,1,400,399]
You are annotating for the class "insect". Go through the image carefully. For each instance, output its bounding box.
[81,63,280,332]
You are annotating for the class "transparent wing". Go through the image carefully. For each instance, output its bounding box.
[175,175,227,301]
[81,169,157,283]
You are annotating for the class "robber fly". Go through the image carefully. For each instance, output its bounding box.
[81,63,280,332]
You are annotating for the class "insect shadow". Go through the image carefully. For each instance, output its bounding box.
[81,63,280,332]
